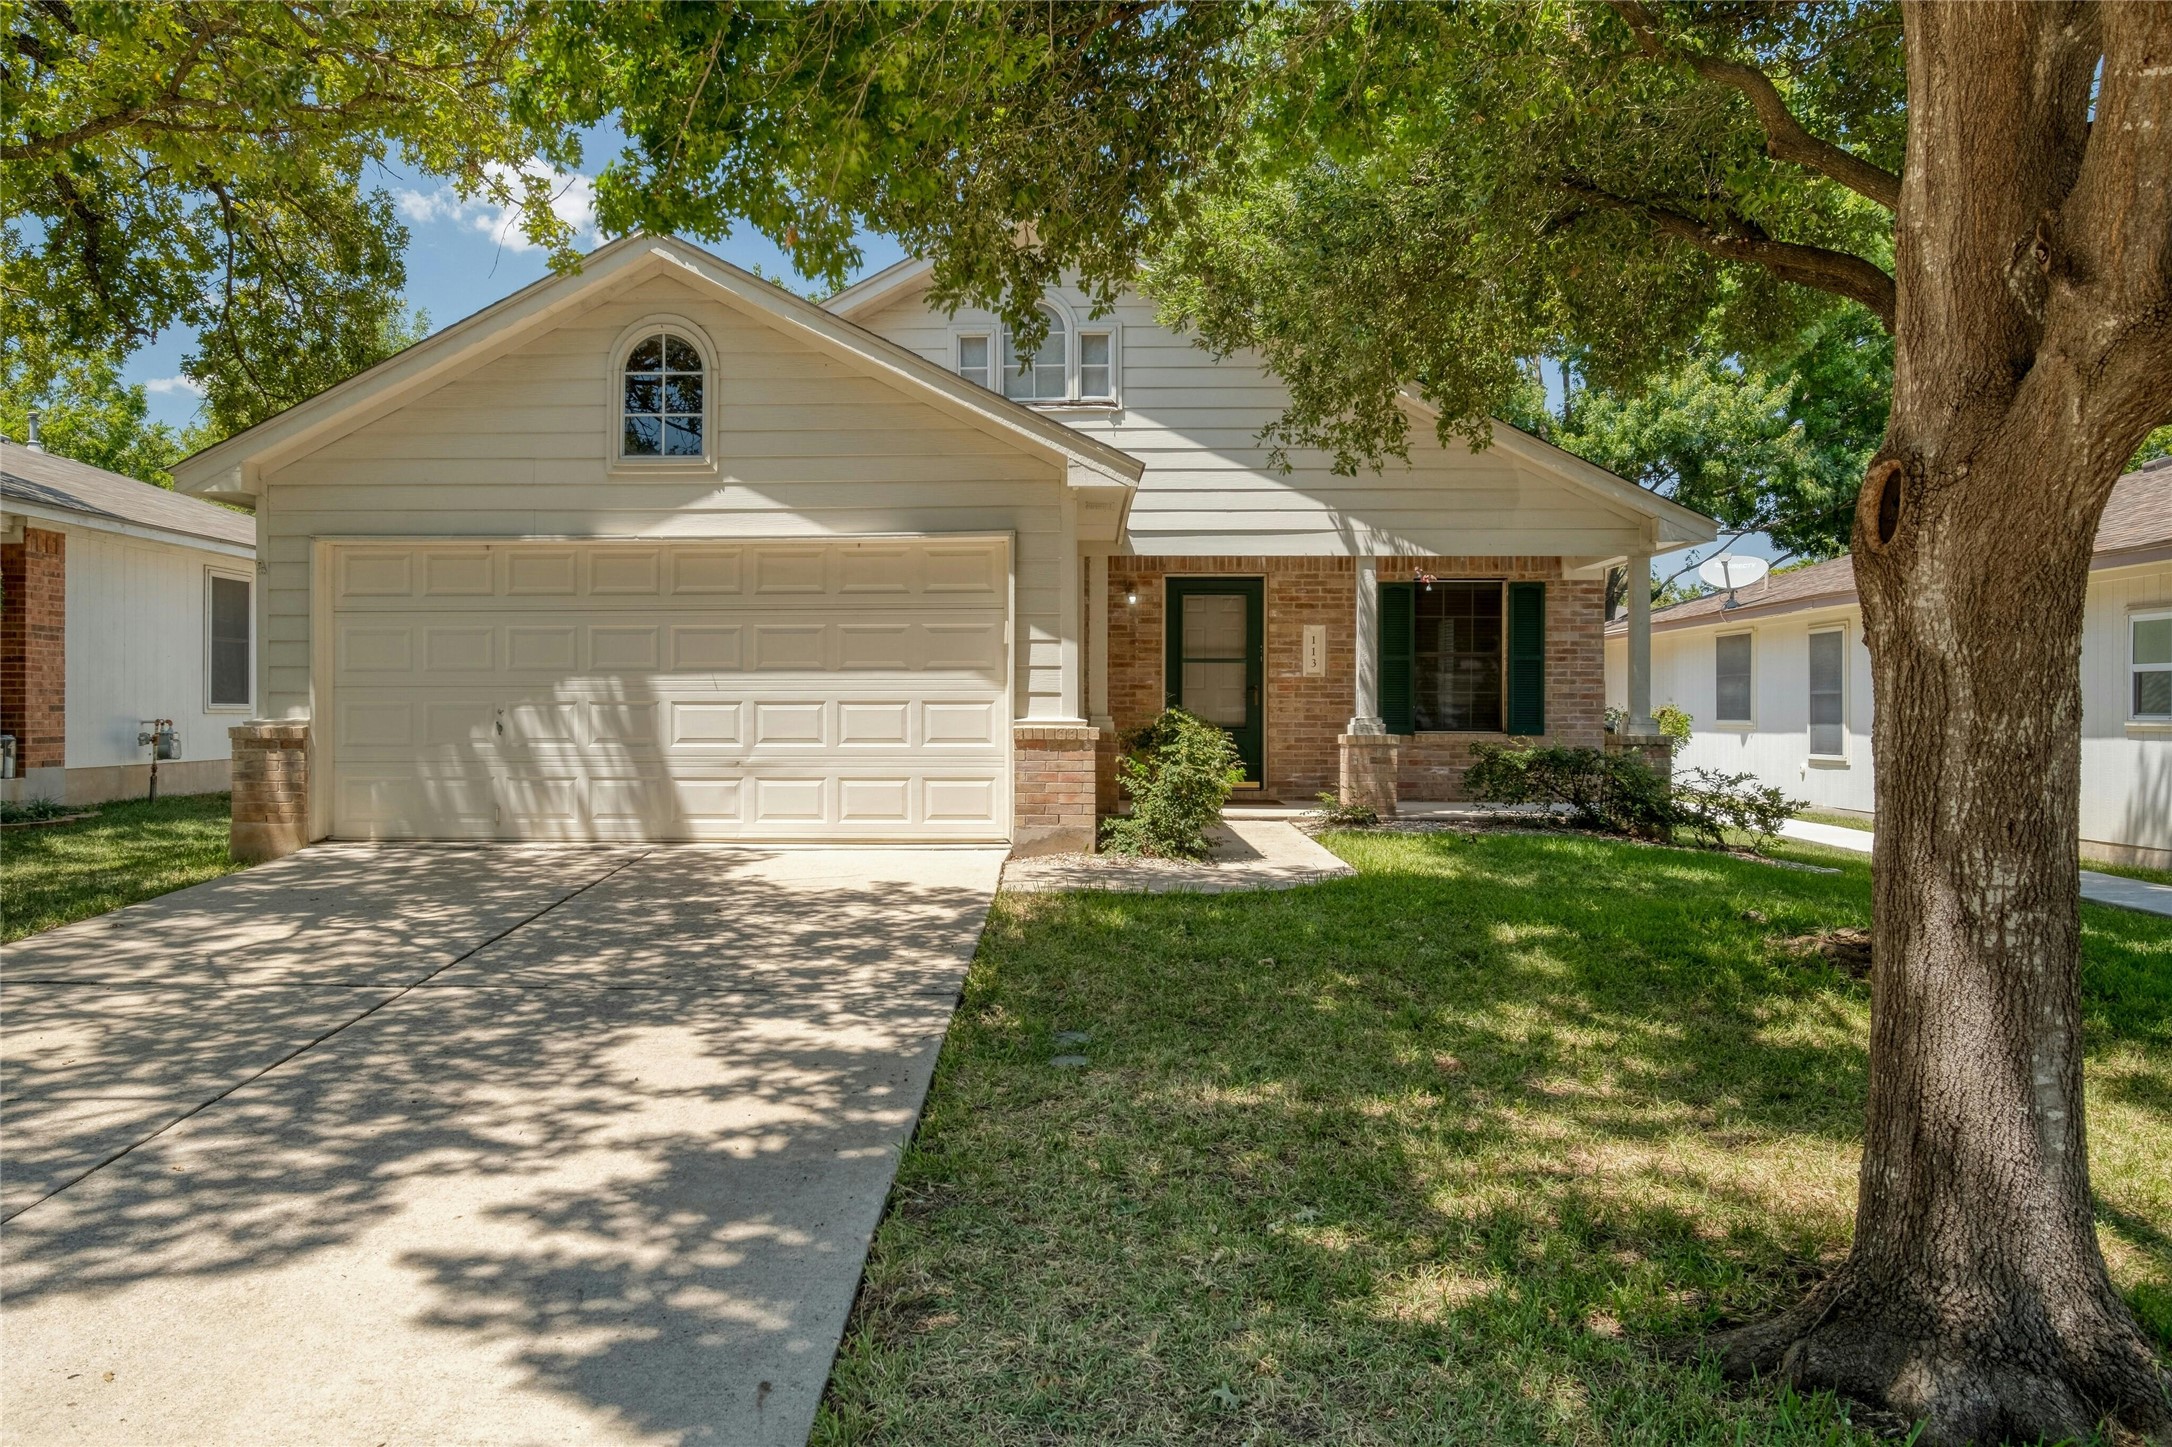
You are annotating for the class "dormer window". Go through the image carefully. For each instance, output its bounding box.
[956,302,1118,406]
[622,330,704,458]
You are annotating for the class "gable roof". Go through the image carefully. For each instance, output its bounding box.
[169,234,1143,502]
[2,440,254,550]
[824,257,1718,550]
[1607,458,2172,635]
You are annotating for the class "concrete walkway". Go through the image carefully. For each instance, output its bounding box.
[1,843,1006,1446]
[1777,818,2172,918]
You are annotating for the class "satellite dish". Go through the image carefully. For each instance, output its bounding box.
[1697,553,1770,609]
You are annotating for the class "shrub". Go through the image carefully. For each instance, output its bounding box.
[1312,790,1380,828]
[1464,743,1674,836]
[1461,744,1804,847]
[1100,708,1245,858]
[0,797,79,825]
[1669,766,1800,847]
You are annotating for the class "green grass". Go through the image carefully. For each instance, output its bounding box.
[1,792,244,943]
[1791,809,1872,833]
[817,830,2172,1445]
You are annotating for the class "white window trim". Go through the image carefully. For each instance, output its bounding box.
[1713,628,1756,728]
[951,299,1122,409]
[2131,606,2172,723]
[1806,622,1849,762]
[204,566,254,714]
[604,314,719,474]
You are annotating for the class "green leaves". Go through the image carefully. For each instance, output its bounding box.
[4,1,577,437]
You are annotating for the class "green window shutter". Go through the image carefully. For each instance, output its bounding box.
[1379,581,1415,735]
[1506,581,1546,735]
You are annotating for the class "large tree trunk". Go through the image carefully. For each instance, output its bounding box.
[1712,4,2172,1442]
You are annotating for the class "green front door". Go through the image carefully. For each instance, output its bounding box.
[1165,577,1265,784]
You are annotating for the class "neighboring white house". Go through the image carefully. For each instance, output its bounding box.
[167,234,1712,860]
[1605,458,2172,867]
[2,439,258,805]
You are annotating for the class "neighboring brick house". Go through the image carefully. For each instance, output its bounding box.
[167,236,1710,862]
[2,440,257,806]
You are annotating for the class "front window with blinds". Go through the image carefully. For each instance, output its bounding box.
[1715,632,1754,723]
[207,573,251,709]
[1808,627,1846,756]
[2135,612,2172,720]
[1414,582,1503,731]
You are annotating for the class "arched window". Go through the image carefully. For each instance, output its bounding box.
[1001,306,1067,402]
[622,331,704,457]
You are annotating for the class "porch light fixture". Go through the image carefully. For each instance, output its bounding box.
[1125,588,1139,606]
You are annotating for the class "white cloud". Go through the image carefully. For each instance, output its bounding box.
[395,164,602,253]
[143,375,206,396]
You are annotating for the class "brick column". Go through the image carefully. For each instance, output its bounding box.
[1,527,66,786]
[1338,732,1400,816]
[1013,723,1100,858]
[230,721,310,862]
[1605,731,1675,780]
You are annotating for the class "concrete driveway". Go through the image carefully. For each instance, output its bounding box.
[1,843,1006,1446]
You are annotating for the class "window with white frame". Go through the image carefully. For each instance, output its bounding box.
[207,572,251,709]
[1808,626,1846,756]
[957,303,1116,404]
[620,330,704,458]
[2134,610,2172,720]
[1715,631,1754,723]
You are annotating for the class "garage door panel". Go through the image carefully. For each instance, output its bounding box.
[328,539,1011,842]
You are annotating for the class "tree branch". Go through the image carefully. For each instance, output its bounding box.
[1558,179,1897,330]
[1609,0,1901,212]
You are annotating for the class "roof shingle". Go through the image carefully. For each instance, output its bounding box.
[1,440,255,549]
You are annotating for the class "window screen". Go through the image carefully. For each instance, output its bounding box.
[958,335,991,390]
[2135,614,2172,719]
[1413,582,1503,731]
[1079,331,1112,398]
[1808,629,1845,755]
[209,574,251,708]
[1715,633,1753,722]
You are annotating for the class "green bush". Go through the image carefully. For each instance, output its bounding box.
[1604,703,1695,751]
[1461,744,1804,847]
[1669,766,1800,847]
[1100,708,1245,858]
[1464,743,1674,836]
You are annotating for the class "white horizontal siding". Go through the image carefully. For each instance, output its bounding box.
[856,281,1656,558]
[1604,561,2172,855]
[61,525,250,769]
[260,273,1071,722]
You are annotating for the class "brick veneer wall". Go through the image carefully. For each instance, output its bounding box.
[1,527,66,770]
[1013,723,1100,857]
[1106,554,1606,803]
[229,720,310,862]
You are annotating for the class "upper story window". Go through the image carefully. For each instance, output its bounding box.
[622,330,704,458]
[2134,611,2172,720]
[957,302,1117,406]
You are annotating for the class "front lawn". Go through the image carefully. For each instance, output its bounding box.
[818,829,2171,1445]
[0,792,243,943]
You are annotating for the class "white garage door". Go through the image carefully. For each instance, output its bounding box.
[325,539,1012,842]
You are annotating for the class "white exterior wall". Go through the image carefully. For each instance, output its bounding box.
[62,522,251,772]
[1605,557,2172,858]
[257,273,1076,725]
[2081,559,2172,857]
[853,282,1665,559]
